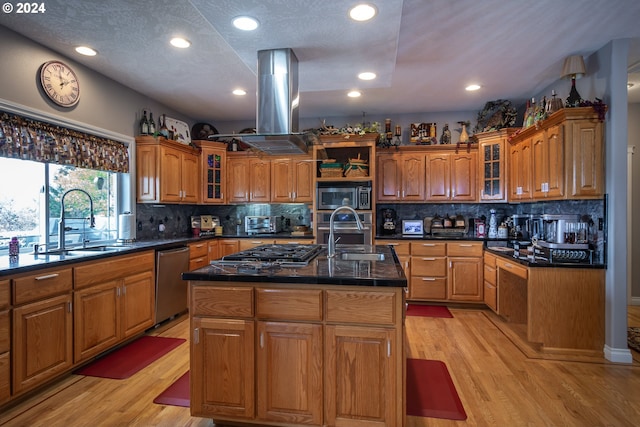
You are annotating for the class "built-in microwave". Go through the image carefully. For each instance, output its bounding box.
[316,181,372,210]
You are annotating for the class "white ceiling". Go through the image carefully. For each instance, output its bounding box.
[1,0,640,126]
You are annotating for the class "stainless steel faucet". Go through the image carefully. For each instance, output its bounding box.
[327,205,364,258]
[58,189,95,250]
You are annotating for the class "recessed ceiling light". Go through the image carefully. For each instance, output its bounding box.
[349,4,377,21]
[358,72,376,80]
[465,84,481,91]
[348,91,362,98]
[75,46,97,56]
[233,16,259,31]
[170,37,191,48]
[232,89,247,96]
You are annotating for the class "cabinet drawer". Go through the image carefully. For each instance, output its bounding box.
[484,263,496,285]
[0,279,8,310]
[496,258,528,279]
[484,252,497,268]
[256,288,322,321]
[13,267,72,305]
[411,242,446,256]
[189,242,209,258]
[484,281,497,312]
[410,277,447,300]
[326,290,397,326]
[191,286,253,317]
[447,242,483,257]
[74,251,155,289]
[411,257,446,276]
[381,241,410,256]
[0,310,8,353]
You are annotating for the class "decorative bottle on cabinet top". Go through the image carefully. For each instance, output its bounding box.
[488,209,498,238]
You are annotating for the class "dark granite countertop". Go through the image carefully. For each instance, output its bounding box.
[375,233,505,242]
[182,244,408,287]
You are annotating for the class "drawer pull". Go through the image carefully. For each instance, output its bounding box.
[422,243,436,247]
[421,277,436,281]
[421,257,436,261]
[35,273,59,281]
[458,244,473,247]
[504,262,514,269]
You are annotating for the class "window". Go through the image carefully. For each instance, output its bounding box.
[0,157,119,254]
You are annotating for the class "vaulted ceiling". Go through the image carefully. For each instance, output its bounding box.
[1,0,640,124]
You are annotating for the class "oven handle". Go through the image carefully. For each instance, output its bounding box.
[317,225,371,231]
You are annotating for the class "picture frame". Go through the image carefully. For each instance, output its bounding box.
[402,220,424,235]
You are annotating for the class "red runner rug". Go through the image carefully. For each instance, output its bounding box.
[75,336,186,379]
[406,304,453,318]
[154,371,190,407]
[406,358,467,420]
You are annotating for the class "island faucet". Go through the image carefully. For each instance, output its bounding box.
[327,205,364,258]
[58,189,95,250]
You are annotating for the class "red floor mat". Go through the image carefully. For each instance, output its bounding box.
[74,336,186,379]
[154,371,190,407]
[406,358,467,420]
[406,304,453,318]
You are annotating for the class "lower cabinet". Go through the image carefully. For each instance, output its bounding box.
[0,279,9,404]
[189,242,209,270]
[483,253,498,312]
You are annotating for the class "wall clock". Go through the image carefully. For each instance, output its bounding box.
[39,60,81,107]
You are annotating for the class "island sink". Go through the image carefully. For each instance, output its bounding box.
[339,252,385,261]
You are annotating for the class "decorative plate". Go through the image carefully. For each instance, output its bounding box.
[165,117,191,144]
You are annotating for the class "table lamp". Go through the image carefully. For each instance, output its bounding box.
[561,55,586,107]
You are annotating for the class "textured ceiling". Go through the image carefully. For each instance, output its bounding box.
[1,0,640,124]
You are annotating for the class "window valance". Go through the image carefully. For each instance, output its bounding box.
[0,110,129,173]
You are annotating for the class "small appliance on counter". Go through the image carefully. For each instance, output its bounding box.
[430,214,468,237]
[245,215,281,234]
[533,214,593,263]
[381,209,397,235]
[191,215,220,237]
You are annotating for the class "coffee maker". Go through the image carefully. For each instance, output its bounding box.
[510,214,543,241]
[381,209,397,235]
[540,214,587,247]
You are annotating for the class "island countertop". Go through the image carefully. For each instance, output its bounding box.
[182,244,407,287]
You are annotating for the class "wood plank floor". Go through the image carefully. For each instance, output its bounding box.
[2,307,640,427]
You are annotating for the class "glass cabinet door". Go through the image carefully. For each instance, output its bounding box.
[202,146,226,203]
[480,139,505,201]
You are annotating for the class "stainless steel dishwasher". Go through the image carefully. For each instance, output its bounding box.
[155,246,190,325]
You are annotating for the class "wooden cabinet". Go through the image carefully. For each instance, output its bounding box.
[426,151,477,202]
[73,252,155,363]
[197,141,226,204]
[409,242,447,300]
[476,128,517,202]
[483,252,498,312]
[239,239,275,251]
[136,136,200,204]
[376,152,425,201]
[448,243,483,301]
[12,267,73,395]
[509,107,604,202]
[227,154,271,203]
[218,239,240,257]
[378,240,410,278]
[271,157,314,202]
[207,240,219,262]
[190,283,403,427]
[0,279,10,404]
[189,242,209,270]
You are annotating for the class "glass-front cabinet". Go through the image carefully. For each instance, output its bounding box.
[476,128,518,202]
[198,141,227,204]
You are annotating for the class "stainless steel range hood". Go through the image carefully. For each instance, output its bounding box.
[212,48,309,155]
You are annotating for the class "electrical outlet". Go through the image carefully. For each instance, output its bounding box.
[598,218,604,231]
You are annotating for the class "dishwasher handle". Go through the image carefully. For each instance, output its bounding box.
[157,246,190,256]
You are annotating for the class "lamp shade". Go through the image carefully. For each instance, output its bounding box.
[561,55,586,79]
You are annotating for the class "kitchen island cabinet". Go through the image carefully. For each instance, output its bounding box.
[185,244,406,427]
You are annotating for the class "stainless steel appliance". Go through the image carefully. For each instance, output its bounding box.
[541,214,581,244]
[381,208,397,235]
[245,215,281,234]
[510,214,542,240]
[210,243,324,273]
[317,211,372,245]
[155,246,190,324]
[316,181,372,210]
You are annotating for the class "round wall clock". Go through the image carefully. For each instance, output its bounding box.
[39,60,81,107]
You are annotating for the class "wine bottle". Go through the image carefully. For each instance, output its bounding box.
[159,114,169,138]
[140,110,149,135]
[148,112,156,134]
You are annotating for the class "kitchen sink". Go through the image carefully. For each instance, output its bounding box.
[339,252,385,261]
[40,245,125,256]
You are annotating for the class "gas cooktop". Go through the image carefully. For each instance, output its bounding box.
[214,244,324,267]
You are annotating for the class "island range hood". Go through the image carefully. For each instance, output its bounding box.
[212,48,309,155]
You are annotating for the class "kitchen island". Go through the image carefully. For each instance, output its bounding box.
[182,244,407,427]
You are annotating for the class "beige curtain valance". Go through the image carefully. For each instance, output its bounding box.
[0,110,129,173]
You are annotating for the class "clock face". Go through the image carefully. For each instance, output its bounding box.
[39,60,80,107]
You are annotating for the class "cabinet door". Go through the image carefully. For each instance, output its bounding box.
[0,351,9,404]
[250,158,271,202]
[13,294,73,394]
[569,120,604,197]
[448,257,483,301]
[227,158,250,203]
[256,321,323,425]
[532,126,564,199]
[219,240,240,257]
[509,140,532,200]
[191,317,254,419]
[451,152,477,201]
[377,154,401,201]
[401,154,426,200]
[208,240,220,262]
[479,140,505,201]
[202,147,226,204]
[181,151,200,203]
[270,159,292,202]
[292,158,314,202]
[325,325,396,427]
[426,153,450,201]
[121,271,155,338]
[159,146,183,202]
[136,144,158,202]
[73,280,120,363]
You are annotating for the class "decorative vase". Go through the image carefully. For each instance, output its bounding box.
[488,209,498,238]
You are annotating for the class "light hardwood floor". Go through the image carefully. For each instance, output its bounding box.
[2,307,640,427]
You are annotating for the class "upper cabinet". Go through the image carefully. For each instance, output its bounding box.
[195,141,227,204]
[315,134,377,184]
[136,136,200,204]
[271,157,314,203]
[376,152,425,202]
[475,128,518,202]
[226,153,271,203]
[508,107,604,202]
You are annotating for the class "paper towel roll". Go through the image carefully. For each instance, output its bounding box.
[118,214,136,241]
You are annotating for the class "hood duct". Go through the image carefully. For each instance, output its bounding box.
[214,48,309,155]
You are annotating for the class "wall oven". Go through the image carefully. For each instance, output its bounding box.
[316,212,373,245]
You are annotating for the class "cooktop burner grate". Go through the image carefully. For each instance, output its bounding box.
[222,244,323,264]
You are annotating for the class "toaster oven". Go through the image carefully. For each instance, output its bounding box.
[245,216,281,234]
